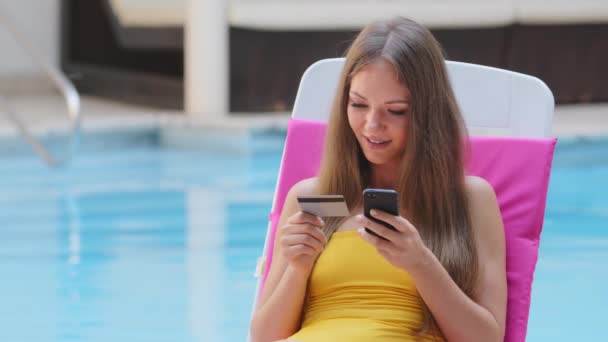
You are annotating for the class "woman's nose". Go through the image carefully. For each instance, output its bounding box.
[365,109,384,130]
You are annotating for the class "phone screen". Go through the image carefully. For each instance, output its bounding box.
[363,189,399,239]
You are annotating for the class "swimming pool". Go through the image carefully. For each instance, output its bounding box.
[0,127,605,341]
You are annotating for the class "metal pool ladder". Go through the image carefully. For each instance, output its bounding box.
[0,5,81,167]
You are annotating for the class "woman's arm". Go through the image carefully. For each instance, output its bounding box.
[250,265,310,342]
[408,176,507,341]
[358,176,506,342]
[250,178,326,342]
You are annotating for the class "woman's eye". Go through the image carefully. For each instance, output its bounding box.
[388,109,406,115]
[350,102,367,109]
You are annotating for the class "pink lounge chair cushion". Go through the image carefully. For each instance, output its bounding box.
[262,118,557,342]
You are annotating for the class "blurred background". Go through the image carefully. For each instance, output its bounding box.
[0,1,606,341]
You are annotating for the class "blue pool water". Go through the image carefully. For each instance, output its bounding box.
[0,128,605,341]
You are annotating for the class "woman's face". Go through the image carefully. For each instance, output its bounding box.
[347,60,411,167]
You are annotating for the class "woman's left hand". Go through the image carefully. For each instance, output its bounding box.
[356,210,433,273]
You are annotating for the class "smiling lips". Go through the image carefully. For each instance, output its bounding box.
[364,136,391,149]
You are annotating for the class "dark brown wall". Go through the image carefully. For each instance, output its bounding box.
[62,0,608,111]
[508,24,608,103]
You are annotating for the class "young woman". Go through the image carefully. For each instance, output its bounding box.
[250,16,507,342]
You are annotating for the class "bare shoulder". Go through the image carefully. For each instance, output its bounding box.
[280,177,320,217]
[465,176,497,205]
[288,177,320,198]
[464,176,504,245]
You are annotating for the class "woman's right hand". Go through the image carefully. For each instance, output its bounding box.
[279,211,327,274]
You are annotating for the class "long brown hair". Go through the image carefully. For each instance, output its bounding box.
[316,17,478,337]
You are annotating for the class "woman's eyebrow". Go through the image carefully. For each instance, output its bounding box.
[349,91,366,100]
[385,99,410,104]
[350,91,409,104]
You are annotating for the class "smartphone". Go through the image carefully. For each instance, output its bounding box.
[363,188,399,239]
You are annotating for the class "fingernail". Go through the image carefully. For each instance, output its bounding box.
[319,218,325,226]
[370,209,377,216]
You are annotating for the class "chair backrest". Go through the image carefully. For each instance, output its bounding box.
[252,59,556,342]
[292,58,554,138]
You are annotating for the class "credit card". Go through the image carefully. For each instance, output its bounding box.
[297,195,350,217]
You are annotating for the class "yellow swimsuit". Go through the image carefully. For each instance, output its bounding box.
[289,230,443,341]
